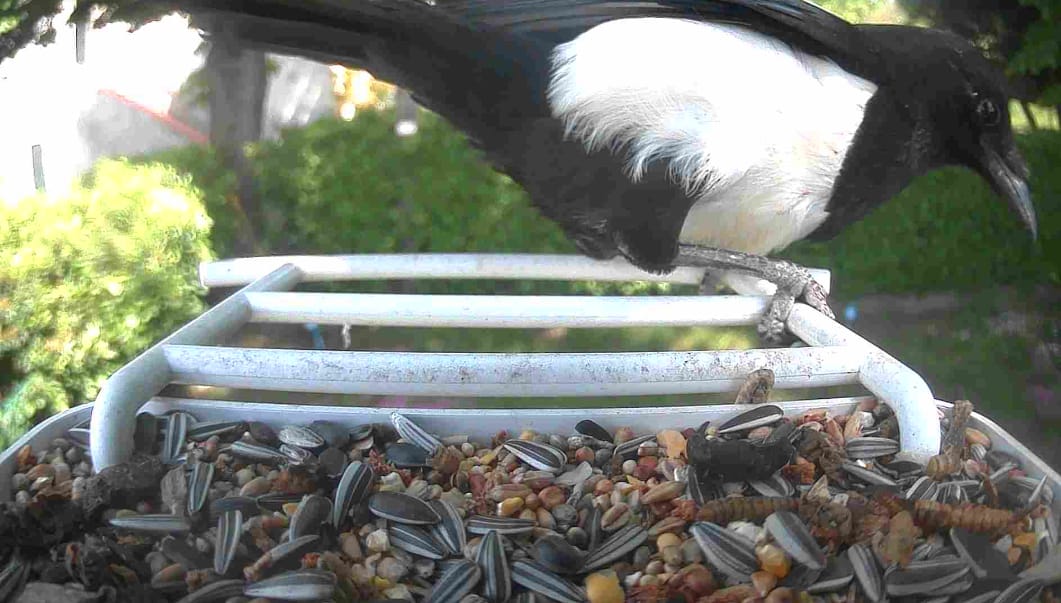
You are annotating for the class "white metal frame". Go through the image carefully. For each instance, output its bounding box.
[89,254,942,469]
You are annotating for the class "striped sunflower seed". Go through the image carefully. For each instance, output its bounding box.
[841,461,897,487]
[213,509,242,575]
[174,579,244,603]
[806,554,854,594]
[230,440,286,463]
[277,425,325,450]
[717,404,784,434]
[391,412,442,454]
[429,500,467,556]
[845,437,901,459]
[690,522,757,581]
[186,420,244,442]
[243,568,336,600]
[502,439,567,473]
[749,473,795,498]
[280,444,315,466]
[109,514,192,535]
[511,560,585,603]
[906,476,939,501]
[883,557,969,597]
[187,460,213,515]
[765,511,826,571]
[390,523,445,560]
[161,412,190,465]
[996,578,1045,603]
[428,559,481,603]
[332,460,374,528]
[613,434,656,460]
[848,543,884,602]
[476,530,511,603]
[467,515,536,536]
[583,525,648,572]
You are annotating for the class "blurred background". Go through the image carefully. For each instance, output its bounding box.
[0,1,1059,462]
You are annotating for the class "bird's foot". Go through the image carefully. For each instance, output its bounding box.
[680,245,834,346]
[759,259,834,345]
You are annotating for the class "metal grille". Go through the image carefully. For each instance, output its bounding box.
[89,254,941,469]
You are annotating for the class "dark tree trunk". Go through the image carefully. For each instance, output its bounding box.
[205,24,268,256]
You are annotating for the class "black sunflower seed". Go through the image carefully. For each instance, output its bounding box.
[368,491,441,525]
[387,442,431,468]
[210,496,259,519]
[533,534,586,575]
[575,420,613,443]
[950,527,1015,580]
[290,494,333,540]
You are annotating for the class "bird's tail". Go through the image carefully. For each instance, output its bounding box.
[135,0,549,147]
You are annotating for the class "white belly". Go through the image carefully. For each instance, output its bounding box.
[548,18,878,255]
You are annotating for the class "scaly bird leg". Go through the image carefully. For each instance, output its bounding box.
[675,244,834,344]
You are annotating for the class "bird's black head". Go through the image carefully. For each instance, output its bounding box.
[863,25,1037,240]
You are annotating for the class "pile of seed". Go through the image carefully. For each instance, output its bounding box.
[2,396,1060,603]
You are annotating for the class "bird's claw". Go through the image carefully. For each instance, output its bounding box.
[758,262,834,346]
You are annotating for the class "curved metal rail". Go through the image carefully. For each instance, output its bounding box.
[90,254,941,469]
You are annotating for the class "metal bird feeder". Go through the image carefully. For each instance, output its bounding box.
[3,253,1058,505]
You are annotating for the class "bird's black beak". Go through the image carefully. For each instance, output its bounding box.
[983,142,1037,240]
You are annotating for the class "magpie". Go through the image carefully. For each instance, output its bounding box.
[150,0,1037,341]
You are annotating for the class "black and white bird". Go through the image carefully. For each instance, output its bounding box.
[154,0,1037,340]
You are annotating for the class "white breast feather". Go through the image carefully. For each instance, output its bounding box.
[547,18,878,255]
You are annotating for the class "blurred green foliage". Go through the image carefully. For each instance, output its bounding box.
[153,108,1061,299]
[782,130,1061,297]
[0,160,213,448]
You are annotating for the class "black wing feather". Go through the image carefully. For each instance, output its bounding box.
[444,0,883,81]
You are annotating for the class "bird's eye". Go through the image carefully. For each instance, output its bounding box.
[977,98,1000,127]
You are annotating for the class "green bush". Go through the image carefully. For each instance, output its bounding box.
[783,130,1061,297]
[0,160,213,447]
